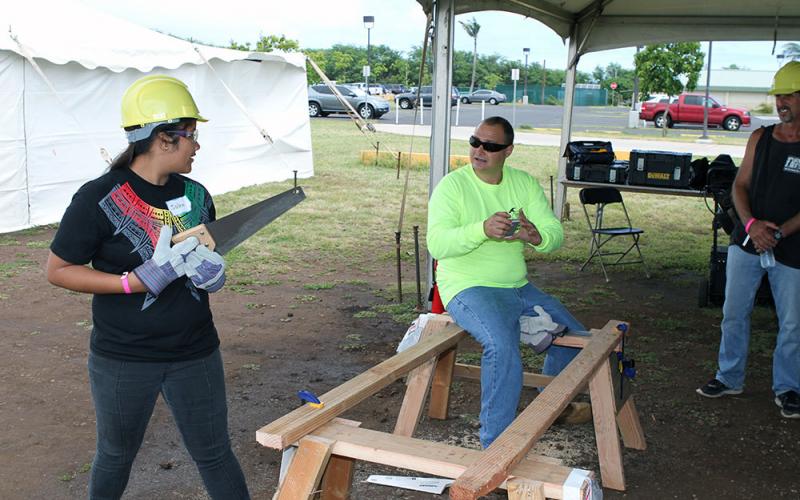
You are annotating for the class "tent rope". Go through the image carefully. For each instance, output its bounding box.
[397,12,433,235]
[193,46,273,144]
[306,56,378,137]
[9,27,112,165]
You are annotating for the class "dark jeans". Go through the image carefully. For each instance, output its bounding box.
[88,349,250,500]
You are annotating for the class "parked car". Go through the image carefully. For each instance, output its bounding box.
[396,86,459,109]
[460,89,507,105]
[307,84,390,119]
[639,93,751,131]
[383,83,409,95]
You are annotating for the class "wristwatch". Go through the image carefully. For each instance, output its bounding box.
[774,229,783,241]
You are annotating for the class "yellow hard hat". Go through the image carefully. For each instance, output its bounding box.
[768,61,800,95]
[121,75,207,141]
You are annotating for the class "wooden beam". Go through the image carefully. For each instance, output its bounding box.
[319,419,361,500]
[553,331,622,352]
[428,346,457,419]
[616,396,646,451]
[507,479,546,500]
[588,358,625,490]
[257,318,466,449]
[275,436,333,500]
[449,321,624,500]
[310,421,590,499]
[453,363,561,390]
[394,317,453,436]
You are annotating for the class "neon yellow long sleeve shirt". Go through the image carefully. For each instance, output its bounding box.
[427,164,563,308]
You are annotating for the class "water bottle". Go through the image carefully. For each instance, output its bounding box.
[760,249,775,269]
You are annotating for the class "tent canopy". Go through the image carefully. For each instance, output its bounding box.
[415,1,800,59]
[1,0,311,234]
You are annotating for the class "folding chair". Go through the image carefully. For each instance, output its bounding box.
[579,187,650,282]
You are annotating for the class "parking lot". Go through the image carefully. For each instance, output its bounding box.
[313,101,777,139]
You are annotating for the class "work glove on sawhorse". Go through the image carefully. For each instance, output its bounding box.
[519,305,567,353]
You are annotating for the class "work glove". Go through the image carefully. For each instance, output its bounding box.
[520,305,567,353]
[133,225,199,296]
[185,245,226,293]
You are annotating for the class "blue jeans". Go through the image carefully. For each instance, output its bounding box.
[716,244,800,396]
[446,283,583,447]
[88,349,250,500]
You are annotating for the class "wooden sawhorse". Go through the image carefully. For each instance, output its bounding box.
[257,315,646,499]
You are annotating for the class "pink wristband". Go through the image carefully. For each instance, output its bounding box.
[120,272,132,294]
[744,217,756,234]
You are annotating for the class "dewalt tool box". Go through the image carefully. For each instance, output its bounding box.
[628,150,693,188]
[567,160,628,184]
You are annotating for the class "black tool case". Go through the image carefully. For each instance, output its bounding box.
[628,150,693,188]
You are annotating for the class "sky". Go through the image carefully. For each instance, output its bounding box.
[79,0,796,74]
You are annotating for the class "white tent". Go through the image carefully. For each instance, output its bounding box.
[0,0,312,233]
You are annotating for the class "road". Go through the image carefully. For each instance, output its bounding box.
[359,103,778,140]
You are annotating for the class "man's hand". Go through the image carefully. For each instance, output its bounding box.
[749,219,780,252]
[483,211,515,239]
[509,208,542,245]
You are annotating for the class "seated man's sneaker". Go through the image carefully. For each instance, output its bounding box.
[696,378,743,398]
[775,390,800,419]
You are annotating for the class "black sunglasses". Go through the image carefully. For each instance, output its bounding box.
[469,135,511,153]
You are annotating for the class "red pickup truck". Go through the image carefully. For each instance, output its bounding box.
[639,93,751,131]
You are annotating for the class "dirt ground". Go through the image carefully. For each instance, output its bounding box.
[1,225,798,500]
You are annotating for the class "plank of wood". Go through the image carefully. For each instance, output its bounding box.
[275,435,333,500]
[449,320,624,500]
[310,421,587,499]
[616,396,647,451]
[428,346,457,419]
[320,419,361,500]
[394,317,453,436]
[553,331,622,352]
[507,479,546,500]
[256,317,466,449]
[453,363,561,390]
[588,359,625,490]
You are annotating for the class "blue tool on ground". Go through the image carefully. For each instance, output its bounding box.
[297,390,324,408]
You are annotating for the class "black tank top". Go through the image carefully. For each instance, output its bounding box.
[731,125,800,268]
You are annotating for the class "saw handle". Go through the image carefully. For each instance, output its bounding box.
[172,224,216,252]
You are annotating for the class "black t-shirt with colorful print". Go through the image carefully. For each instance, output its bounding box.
[50,167,220,362]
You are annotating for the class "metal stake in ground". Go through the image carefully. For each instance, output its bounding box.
[395,231,403,302]
[413,226,423,311]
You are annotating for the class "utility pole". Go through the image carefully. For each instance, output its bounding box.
[523,47,530,104]
[541,59,546,105]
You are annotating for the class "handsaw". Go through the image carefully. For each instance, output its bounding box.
[172,186,305,255]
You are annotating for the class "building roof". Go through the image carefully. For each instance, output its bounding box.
[695,69,775,92]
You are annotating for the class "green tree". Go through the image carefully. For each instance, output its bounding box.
[634,43,704,96]
[459,17,481,93]
[635,43,704,133]
[228,34,300,52]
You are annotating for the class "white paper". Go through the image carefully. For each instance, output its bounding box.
[365,475,454,494]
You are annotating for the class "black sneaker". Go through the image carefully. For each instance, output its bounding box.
[775,391,800,419]
[696,378,743,398]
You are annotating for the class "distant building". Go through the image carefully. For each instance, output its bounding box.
[694,69,774,111]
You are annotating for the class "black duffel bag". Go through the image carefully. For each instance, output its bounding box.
[563,141,615,165]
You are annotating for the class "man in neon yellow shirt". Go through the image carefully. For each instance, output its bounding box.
[427,116,583,447]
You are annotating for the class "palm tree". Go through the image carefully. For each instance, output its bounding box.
[780,42,800,62]
[460,17,481,93]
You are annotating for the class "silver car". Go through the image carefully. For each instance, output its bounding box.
[460,89,507,105]
[307,84,389,119]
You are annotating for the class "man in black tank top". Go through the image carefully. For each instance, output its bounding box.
[697,62,800,420]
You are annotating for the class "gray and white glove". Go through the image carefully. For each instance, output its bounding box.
[185,245,226,292]
[133,225,199,296]
[520,305,567,353]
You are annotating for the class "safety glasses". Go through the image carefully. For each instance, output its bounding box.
[469,135,510,153]
[168,129,199,142]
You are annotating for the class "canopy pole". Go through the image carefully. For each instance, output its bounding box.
[426,0,455,304]
[555,24,579,221]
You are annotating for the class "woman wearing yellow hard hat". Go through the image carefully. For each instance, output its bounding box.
[46,75,250,499]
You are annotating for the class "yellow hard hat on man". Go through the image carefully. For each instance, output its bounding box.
[121,75,207,142]
[769,61,800,95]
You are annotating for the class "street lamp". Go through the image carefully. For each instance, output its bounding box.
[363,15,374,114]
[523,47,530,103]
